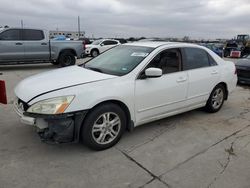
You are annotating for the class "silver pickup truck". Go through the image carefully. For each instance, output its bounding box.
[0,28,84,67]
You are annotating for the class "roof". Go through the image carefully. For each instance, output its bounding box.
[124,41,200,48]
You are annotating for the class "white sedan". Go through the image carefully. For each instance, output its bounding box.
[85,39,120,57]
[14,42,237,150]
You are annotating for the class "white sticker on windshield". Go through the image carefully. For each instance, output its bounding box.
[121,67,128,71]
[131,52,149,57]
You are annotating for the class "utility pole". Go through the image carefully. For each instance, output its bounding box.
[78,16,80,39]
[21,20,24,28]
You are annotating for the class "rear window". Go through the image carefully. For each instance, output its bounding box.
[23,29,44,40]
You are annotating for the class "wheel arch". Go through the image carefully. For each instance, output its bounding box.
[81,100,134,134]
[91,48,99,54]
[58,49,77,59]
[215,82,228,100]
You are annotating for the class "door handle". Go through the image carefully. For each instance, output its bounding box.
[211,70,218,75]
[41,43,47,45]
[176,77,187,83]
[15,43,23,45]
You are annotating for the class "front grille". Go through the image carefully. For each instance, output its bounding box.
[237,69,250,79]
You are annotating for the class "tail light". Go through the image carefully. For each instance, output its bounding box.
[82,41,86,50]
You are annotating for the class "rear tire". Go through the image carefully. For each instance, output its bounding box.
[205,84,225,113]
[51,61,59,65]
[91,49,99,57]
[58,51,76,67]
[82,103,126,150]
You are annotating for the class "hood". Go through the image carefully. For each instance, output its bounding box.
[15,65,116,102]
[236,58,250,67]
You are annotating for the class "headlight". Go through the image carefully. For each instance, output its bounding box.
[27,96,75,115]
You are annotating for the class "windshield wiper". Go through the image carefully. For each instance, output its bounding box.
[85,67,103,73]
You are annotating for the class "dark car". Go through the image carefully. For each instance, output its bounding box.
[235,55,250,84]
[114,38,127,44]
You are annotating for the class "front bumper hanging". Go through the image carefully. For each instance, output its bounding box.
[14,98,88,143]
[30,111,87,144]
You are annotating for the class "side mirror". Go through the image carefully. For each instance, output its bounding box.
[145,68,162,78]
[100,43,104,46]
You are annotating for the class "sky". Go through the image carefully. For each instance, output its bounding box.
[0,0,250,39]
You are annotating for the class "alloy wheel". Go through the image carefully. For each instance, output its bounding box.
[91,112,121,145]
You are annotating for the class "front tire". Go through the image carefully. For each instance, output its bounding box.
[205,84,225,113]
[58,51,76,67]
[82,103,126,150]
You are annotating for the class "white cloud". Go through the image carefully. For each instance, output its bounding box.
[0,0,250,39]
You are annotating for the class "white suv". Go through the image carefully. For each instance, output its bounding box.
[85,39,120,57]
[14,42,237,150]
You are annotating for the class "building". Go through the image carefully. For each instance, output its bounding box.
[49,30,85,39]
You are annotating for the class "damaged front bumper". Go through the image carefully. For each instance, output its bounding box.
[14,99,88,143]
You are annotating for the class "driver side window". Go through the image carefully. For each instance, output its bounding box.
[146,48,182,74]
[0,29,21,41]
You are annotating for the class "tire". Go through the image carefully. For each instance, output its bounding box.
[58,51,76,67]
[91,49,99,57]
[51,61,59,65]
[82,103,126,150]
[205,84,225,113]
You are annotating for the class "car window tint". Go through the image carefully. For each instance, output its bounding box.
[23,29,44,40]
[183,48,210,70]
[0,29,21,40]
[109,41,118,45]
[146,49,181,74]
[103,40,117,45]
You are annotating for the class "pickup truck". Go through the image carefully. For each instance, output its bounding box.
[0,28,84,67]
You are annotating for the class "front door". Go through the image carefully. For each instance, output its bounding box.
[135,48,188,124]
[0,29,24,62]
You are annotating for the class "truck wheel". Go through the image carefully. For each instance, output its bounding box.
[91,50,99,57]
[81,103,126,150]
[51,61,59,65]
[205,84,225,113]
[58,51,76,67]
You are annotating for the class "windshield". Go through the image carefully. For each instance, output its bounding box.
[84,45,154,76]
[92,39,103,45]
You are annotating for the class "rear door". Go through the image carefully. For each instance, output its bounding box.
[0,29,24,62]
[182,47,220,106]
[22,29,50,61]
[135,48,188,124]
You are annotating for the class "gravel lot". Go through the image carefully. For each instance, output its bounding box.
[0,58,250,188]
